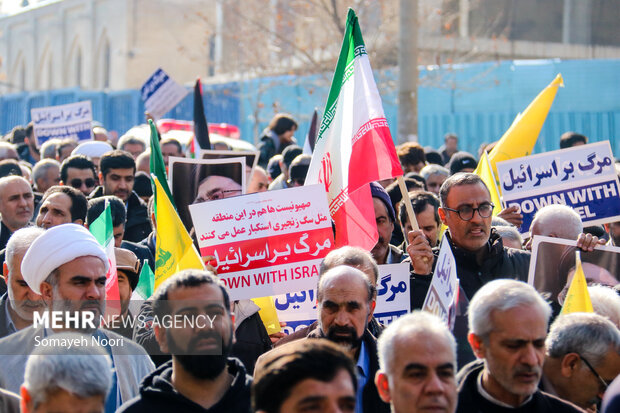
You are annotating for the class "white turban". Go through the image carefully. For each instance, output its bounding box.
[71,141,113,159]
[21,223,109,295]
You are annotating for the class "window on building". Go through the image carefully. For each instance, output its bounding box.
[103,41,110,88]
[19,61,25,91]
[76,49,82,87]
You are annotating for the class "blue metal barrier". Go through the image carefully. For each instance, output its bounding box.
[1,59,618,156]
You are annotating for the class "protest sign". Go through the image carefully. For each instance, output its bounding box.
[274,263,411,335]
[141,68,189,120]
[30,101,93,145]
[200,149,260,189]
[497,141,620,233]
[422,236,459,328]
[189,184,334,300]
[528,235,620,304]
[169,156,246,235]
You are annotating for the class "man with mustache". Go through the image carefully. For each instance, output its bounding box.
[370,182,404,265]
[456,279,583,412]
[89,150,151,243]
[307,265,389,413]
[0,227,46,338]
[274,246,385,348]
[119,269,252,412]
[36,185,88,229]
[407,173,601,369]
[0,223,154,412]
[407,173,600,309]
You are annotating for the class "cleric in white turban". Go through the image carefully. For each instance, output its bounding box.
[21,223,109,295]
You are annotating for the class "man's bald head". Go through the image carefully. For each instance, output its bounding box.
[0,175,29,192]
[0,176,34,232]
[317,266,376,352]
[317,265,374,304]
[530,204,583,240]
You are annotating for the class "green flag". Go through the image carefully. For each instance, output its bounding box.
[135,259,155,299]
[148,119,175,208]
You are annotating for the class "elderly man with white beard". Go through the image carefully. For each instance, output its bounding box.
[0,223,153,412]
[0,227,46,338]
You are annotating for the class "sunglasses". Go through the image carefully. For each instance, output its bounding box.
[69,178,97,189]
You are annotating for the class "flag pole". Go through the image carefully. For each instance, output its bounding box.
[398,176,428,263]
[397,175,419,234]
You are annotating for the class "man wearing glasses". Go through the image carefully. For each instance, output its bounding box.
[405,173,601,368]
[193,175,242,204]
[543,312,620,412]
[59,155,98,196]
[406,173,600,305]
[406,173,531,304]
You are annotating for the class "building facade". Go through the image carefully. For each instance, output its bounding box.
[1,0,619,95]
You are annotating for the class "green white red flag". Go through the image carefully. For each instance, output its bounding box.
[306,8,403,250]
[89,199,121,317]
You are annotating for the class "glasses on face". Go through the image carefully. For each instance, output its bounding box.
[69,178,97,189]
[579,354,609,393]
[195,189,242,204]
[443,203,494,221]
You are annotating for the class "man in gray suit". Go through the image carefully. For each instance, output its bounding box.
[0,223,154,412]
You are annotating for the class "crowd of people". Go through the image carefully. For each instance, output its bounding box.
[0,116,617,413]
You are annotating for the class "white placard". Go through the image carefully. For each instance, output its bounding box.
[141,68,189,119]
[189,185,334,300]
[31,101,93,144]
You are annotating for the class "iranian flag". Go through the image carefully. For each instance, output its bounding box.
[89,199,121,317]
[306,8,402,250]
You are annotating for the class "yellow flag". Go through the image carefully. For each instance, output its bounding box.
[561,252,594,314]
[474,151,503,216]
[153,175,204,289]
[252,296,282,335]
[488,74,564,179]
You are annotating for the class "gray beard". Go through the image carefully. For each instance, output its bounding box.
[50,285,105,334]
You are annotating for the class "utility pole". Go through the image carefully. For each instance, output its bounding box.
[397,0,418,143]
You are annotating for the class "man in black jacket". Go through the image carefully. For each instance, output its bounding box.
[407,173,600,307]
[257,114,298,168]
[306,265,389,413]
[406,173,599,367]
[370,182,404,265]
[119,269,252,413]
[456,279,583,413]
[89,150,150,242]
